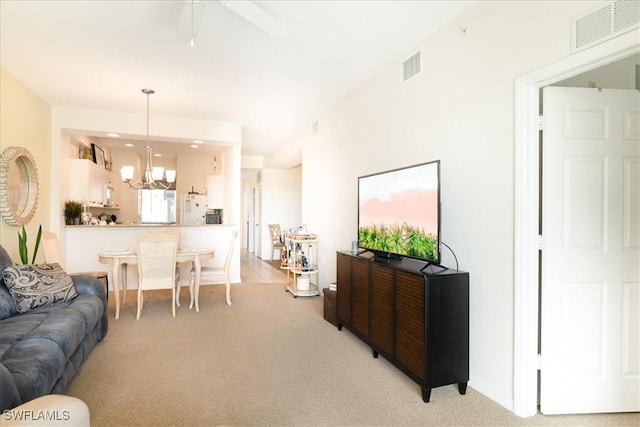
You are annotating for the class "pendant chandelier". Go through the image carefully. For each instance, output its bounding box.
[120,88,176,189]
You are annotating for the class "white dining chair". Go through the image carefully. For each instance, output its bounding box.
[151,227,181,245]
[184,228,237,308]
[136,231,180,319]
[42,231,110,300]
[122,228,181,305]
[152,227,186,297]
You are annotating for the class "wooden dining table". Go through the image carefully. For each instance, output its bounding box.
[98,248,214,319]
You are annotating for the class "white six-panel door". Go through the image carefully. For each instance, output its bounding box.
[541,87,639,414]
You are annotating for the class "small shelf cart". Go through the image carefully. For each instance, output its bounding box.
[284,233,320,298]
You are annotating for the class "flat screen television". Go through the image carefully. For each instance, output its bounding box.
[358,160,440,264]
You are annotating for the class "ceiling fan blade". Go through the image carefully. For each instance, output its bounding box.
[177,0,206,45]
[220,0,288,39]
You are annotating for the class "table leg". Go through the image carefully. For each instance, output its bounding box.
[110,260,121,320]
[184,261,194,309]
[193,255,202,312]
[121,264,128,304]
[188,261,194,310]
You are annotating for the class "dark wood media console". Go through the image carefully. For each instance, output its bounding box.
[336,251,469,402]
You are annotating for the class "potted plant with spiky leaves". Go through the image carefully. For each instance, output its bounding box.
[17,224,42,264]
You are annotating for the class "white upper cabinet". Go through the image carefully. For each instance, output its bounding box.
[69,159,109,207]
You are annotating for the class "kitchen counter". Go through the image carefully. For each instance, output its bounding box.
[64,224,240,290]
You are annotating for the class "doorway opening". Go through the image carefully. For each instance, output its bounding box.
[513,31,639,417]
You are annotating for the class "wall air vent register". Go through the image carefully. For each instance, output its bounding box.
[402,51,421,82]
[572,0,640,53]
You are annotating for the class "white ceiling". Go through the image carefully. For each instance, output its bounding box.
[0,0,475,159]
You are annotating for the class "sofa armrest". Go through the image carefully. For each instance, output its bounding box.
[71,275,106,301]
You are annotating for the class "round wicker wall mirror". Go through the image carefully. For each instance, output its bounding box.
[0,146,39,225]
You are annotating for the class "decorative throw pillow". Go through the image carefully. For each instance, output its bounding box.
[2,263,78,313]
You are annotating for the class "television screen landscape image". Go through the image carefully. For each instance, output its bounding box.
[358,160,440,263]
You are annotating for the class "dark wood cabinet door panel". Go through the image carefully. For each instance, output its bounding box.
[351,258,370,338]
[370,263,394,356]
[395,271,425,378]
[336,253,352,325]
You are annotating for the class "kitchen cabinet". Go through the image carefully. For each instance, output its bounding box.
[69,159,109,207]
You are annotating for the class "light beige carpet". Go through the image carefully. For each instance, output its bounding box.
[66,283,639,426]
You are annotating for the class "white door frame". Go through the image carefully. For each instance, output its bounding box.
[513,30,639,418]
[248,186,256,253]
[255,182,262,258]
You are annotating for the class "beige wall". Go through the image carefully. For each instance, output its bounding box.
[295,0,605,411]
[259,165,302,259]
[177,153,219,196]
[0,68,51,262]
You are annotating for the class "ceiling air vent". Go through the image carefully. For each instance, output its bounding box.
[571,0,640,53]
[402,51,421,82]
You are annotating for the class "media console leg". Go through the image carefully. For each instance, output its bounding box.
[337,323,343,331]
[458,382,467,395]
[422,387,431,403]
[372,349,379,358]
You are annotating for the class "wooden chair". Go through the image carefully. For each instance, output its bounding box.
[268,224,285,261]
[41,231,110,301]
[152,227,181,245]
[122,228,181,305]
[186,228,237,308]
[136,231,180,319]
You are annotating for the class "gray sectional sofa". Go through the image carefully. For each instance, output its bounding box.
[0,244,108,411]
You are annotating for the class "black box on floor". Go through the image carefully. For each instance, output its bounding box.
[323,288,337,327]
